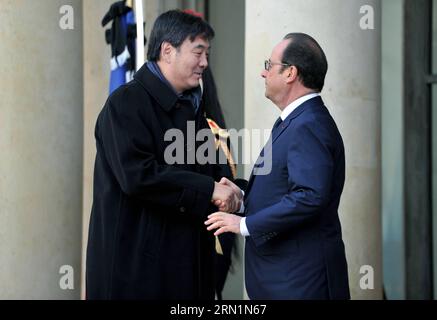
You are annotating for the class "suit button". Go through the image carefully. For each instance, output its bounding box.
[180,207,186,213]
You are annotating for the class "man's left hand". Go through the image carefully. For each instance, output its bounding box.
[205,212,241,236]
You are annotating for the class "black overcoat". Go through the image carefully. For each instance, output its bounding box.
[86,64,230,299]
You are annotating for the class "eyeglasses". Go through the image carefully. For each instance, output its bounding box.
[264,59,291,71]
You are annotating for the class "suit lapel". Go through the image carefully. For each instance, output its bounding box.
[245,97,323,199]
[244,120,289,197]
[271,117,291,144]
[245,145,267,196]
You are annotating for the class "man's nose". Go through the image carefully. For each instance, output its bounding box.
[199,53,208,68]
[261,69,267,78]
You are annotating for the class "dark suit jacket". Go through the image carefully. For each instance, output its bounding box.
[86,64,231,299]
[244,96,350,299]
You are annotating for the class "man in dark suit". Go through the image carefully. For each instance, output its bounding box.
[206,33,350,299]
[86,10,241,300]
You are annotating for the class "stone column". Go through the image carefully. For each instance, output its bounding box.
[0,0,83,299]
[245,0,382,299]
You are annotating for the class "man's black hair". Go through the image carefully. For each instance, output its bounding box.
[147,10,215,61]
[281,33,328,92]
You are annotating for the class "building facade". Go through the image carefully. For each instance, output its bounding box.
[0,0,435,299]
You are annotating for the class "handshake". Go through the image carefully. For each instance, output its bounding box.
[211,177,243,213]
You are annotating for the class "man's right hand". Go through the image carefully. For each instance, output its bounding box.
[218,177,243,200]
[212,181,241,213]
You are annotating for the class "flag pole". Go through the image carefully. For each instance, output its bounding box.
[134,0,145,70]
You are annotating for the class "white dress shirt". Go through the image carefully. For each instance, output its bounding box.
[239,92,320,236]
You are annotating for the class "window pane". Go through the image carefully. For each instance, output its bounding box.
[382,0,405,299]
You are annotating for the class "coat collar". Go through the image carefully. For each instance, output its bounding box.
[244,96,324,196]
[133,63,179,112]
[271,96,323,144]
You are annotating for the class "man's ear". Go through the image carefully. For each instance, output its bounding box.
[285,66,298,84]
[160,41,173,64]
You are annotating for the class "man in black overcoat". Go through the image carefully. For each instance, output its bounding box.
[86,10,241,300]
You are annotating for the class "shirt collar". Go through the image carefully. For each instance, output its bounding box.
[280,92,320,121]
[146,61,202,113]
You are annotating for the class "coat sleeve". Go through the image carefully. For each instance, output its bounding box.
[97,97,216,220]
[245,119,334,247]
